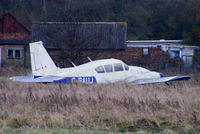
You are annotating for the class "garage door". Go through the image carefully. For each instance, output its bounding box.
[185,56,193,67]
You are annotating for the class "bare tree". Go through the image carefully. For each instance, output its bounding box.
[42,0,47,17]
[44,22,102,67]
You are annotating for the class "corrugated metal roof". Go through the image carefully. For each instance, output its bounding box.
[127,40,182,44]
[127,40,200,49]
[31,22,127,49]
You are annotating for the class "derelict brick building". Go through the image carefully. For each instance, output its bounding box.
[31,21,171,69]
[31,22,129,66]
[0,13,198,70]
[0,13,30,67]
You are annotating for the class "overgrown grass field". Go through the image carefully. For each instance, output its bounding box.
[0,67,199,134]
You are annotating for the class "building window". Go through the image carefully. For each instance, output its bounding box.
[7,50,14,58]
[170,50,180,58]
[143,48,149,55]
[7,49,22,59]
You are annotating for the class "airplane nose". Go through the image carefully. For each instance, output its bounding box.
[159,73,165,77]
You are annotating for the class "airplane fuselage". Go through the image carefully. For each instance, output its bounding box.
[33,59,161,84]
[9,41,191,84]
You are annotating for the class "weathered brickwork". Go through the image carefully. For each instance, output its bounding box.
[0,13,30,67]
[0,13,30,40]
[48,47,169,70]
[0,13,170,69]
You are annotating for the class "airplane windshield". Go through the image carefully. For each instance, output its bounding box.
[95,66,105,73]
[124,64,129,71]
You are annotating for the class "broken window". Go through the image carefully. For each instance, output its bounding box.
[7,50,14,58]
[15,50,21,58]
[7,49,22,59]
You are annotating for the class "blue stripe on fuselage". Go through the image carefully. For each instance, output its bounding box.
[54,77,97,84]
[33,76,97,84]
[34,76,42,79]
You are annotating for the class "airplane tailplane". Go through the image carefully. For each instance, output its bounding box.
[29,41,57,75]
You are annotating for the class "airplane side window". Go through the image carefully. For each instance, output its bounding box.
[114,63,123,72]
[124,64,129,71]
[95,66,105,73]
[104,64,113,73]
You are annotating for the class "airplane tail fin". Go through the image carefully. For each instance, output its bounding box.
[29,41,57,76]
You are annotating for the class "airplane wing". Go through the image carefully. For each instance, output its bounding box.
[9,75,65,83]
[134,76,191,85]
[9,75,96,84]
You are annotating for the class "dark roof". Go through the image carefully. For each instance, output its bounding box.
[31,22,127,49]
[0,39,29,45]
[1,13,30,34]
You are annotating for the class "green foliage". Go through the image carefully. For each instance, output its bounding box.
[184,19,200,46]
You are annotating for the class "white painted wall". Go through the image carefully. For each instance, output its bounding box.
[127,41,200,67]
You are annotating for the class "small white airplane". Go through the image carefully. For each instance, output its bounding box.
[10,41,191,84]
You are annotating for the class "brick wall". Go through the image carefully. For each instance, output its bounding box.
[48,47,169,70]
[0,13,30,40]
[111,47,169,69]
[0,13,30,67]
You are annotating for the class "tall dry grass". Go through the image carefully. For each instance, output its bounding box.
[0,67,199,132]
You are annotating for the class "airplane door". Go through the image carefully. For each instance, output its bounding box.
[94,65,108,83]
[104,63,130,83]
[111,63,127,82]
[104,64,115,83]
[95,63,128,83]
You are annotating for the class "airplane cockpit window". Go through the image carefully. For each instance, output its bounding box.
[95,66,105,73]
[124,64,129,71]
[104,64,113,73]
[114,63,123,72]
